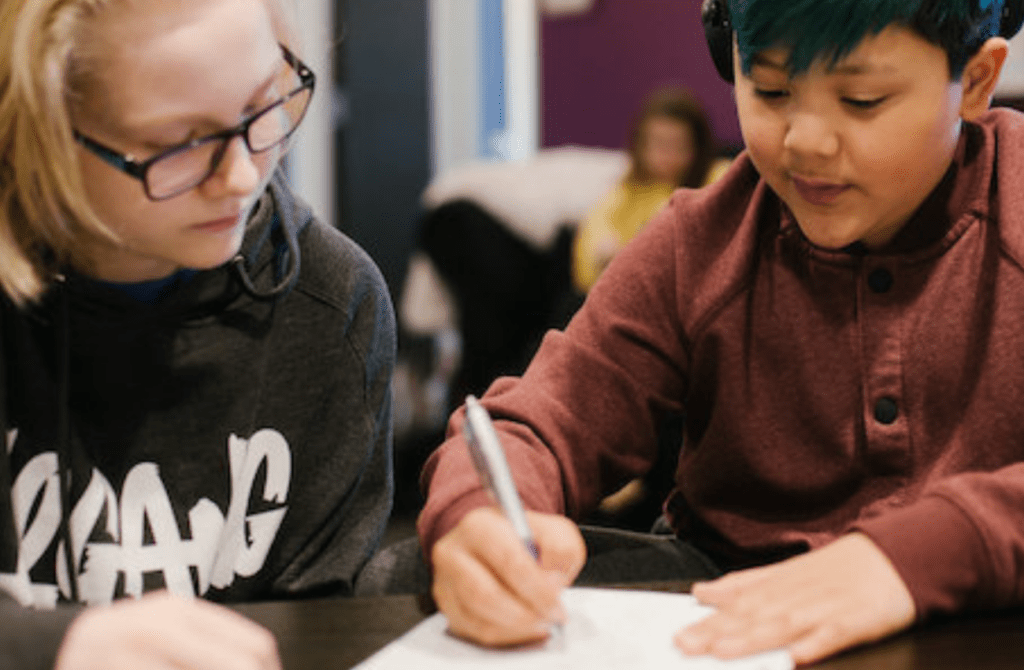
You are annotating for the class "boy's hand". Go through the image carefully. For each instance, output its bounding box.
[430,506,586,646]
[674,532,915,665]
[56,591,281,670]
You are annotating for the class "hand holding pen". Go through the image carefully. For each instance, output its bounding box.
[428,396,586,647]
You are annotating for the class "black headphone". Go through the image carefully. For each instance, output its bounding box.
[701,0,1024,84]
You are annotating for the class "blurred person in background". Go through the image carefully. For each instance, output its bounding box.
[572,87,726,293]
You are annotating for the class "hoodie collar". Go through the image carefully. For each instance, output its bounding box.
[52,169,312,320]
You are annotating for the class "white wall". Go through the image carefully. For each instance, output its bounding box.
[428,0,540,177]
[997,29,1024,97]
[428,0,483,176]
[491,0,539,162]
[288,0,335,228]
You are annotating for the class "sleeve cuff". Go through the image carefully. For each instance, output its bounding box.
[853,495,993,620]
[416,488,493,566]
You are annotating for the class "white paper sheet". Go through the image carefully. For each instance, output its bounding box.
[354,587,794,670]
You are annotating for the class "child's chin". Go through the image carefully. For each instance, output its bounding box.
[190,244,245,272]
[798,226,860,251]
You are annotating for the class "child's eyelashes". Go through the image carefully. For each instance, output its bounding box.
[142,133,199,153]
[842,96,887,110]
[138,95,280,154]
[754,88,789,101]
[243,98,273,117]
[752,88,888,111]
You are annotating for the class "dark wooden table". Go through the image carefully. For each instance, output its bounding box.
[232,588,1024,669]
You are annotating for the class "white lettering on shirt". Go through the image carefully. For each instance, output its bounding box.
[0,429,291,608]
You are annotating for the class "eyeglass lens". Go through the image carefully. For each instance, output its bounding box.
[145,85,313,200]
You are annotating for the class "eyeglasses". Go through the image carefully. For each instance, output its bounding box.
[74,44,315,201]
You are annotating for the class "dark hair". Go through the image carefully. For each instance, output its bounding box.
[729,0,1003,79]
[625,87,716,189]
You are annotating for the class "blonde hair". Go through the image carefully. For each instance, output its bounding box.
[0,0,299,305]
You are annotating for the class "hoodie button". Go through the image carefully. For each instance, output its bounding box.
[874,397,898,425]
[868,268,893,293]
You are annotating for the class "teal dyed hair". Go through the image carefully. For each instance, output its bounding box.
[729,0,1003,78]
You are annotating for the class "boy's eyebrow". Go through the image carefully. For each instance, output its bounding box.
[750,52,898,77]
[750,53,787,71]
[828,61,898,76]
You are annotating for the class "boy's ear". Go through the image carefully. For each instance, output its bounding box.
[959,37,1010,121]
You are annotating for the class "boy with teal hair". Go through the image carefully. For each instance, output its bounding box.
[415,0,1024,664]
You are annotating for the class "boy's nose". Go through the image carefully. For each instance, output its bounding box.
[783,112,840,158]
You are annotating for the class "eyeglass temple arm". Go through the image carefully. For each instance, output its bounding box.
[73,131,147,179]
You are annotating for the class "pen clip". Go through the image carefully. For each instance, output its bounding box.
[463,414,495,494]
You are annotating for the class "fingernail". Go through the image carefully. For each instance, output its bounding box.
[675,630,705,652]
[547,601,566,624]
[691,580,713,596]
[531,622,551,638]
[713,637,744,657]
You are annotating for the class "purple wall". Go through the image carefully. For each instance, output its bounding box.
[540,0,742,153]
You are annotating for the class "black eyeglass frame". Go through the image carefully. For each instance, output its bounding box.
[73,44,316,201]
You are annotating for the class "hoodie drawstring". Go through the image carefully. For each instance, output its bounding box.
[230,212,301,300]
[55,277,79,602]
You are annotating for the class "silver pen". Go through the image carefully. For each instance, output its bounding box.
[462,395,566,645]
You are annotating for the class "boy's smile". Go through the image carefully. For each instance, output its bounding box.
[734,25,967,250]
[789,174,852,207]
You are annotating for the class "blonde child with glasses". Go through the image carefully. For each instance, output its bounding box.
[0,1,395,668]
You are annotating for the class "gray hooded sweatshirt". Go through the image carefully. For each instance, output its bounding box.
[0,171,396,668]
